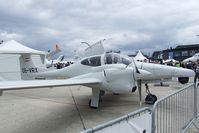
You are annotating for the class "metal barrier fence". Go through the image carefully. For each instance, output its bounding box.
[82,107,151,133]
[82,83,199,133]
[151,83,197,133]
[198,82,199,118]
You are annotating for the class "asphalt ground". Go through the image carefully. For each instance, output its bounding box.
[0,78,198,133]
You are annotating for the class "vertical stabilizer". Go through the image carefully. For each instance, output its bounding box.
[19,54,38,80]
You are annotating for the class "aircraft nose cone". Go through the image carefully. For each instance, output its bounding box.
[184,69,195,77]
[174,68,195,77]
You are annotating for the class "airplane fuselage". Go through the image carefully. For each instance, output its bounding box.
[33,53,194,93]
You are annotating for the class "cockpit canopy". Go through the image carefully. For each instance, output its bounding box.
[81,56,101,66]
[104,53,132,65]
[81,53,132,67]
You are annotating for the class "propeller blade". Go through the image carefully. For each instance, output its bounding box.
[137,79,142,105]
[135,69,151,80]
[133,59,140,73]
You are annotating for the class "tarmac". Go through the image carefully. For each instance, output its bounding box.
[0,79,198,133]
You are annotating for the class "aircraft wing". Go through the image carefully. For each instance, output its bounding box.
[0,78,101,91]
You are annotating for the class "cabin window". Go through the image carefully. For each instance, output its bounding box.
[81,59,90,65]
[105,53,131,65]
[113,55,120,64]
[121,57,131,65]
[89,56,101,66]
[81,56,101,66]
[105,54,113,64]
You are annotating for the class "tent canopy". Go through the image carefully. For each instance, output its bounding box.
[133,50,148,61]
[0,40,45,55]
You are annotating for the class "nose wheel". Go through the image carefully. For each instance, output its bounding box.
[145,84,157,104]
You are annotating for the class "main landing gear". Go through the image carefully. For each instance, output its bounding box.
[137,80,157,105]
[88,89,105,109]
[144,84,157,104]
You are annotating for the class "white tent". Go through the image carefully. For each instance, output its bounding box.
[0,40,45,55]
[133,50,148,62]
[0,40,45,80]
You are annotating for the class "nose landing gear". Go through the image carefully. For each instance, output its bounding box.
[145,84,157,104]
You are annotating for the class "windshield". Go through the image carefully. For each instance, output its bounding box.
[104,53,131,65]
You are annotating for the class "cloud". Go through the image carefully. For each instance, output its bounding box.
[0,0,199,57]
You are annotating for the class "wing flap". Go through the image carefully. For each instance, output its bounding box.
[0,78,101,91]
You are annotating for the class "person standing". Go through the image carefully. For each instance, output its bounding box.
[194,59,199,84]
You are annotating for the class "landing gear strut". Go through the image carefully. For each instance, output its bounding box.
[89,89,104,109]
[145,84,157,104]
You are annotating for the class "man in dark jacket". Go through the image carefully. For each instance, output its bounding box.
[194,59,199,84]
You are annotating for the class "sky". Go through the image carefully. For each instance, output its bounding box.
[0,0,199,57]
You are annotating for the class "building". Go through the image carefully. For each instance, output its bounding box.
[151,44,199,61]
[151,51,162,60]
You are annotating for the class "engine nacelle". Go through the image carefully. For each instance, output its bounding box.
[102,68,136,93]
[178,77,189,84]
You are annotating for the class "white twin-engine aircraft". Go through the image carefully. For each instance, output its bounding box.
[0,52,195,108]
[183,53,199,63]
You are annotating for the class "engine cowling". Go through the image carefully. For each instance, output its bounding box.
[102,68,136,93]
[178,77,189,84]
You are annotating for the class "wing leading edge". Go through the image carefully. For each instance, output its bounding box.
[0,78,101,91]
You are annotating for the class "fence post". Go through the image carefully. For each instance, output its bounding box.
[151,112,155,133]
[151,104,157,133]
[194,84,197,117]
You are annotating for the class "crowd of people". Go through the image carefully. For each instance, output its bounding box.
[163,60,197,70]
[54,61,74,69]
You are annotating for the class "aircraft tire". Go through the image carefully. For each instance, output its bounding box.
[178,77,189,84]
[145,94,157,104]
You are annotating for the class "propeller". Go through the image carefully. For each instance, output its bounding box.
[127,59,151,105]
[132,58,140,74]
